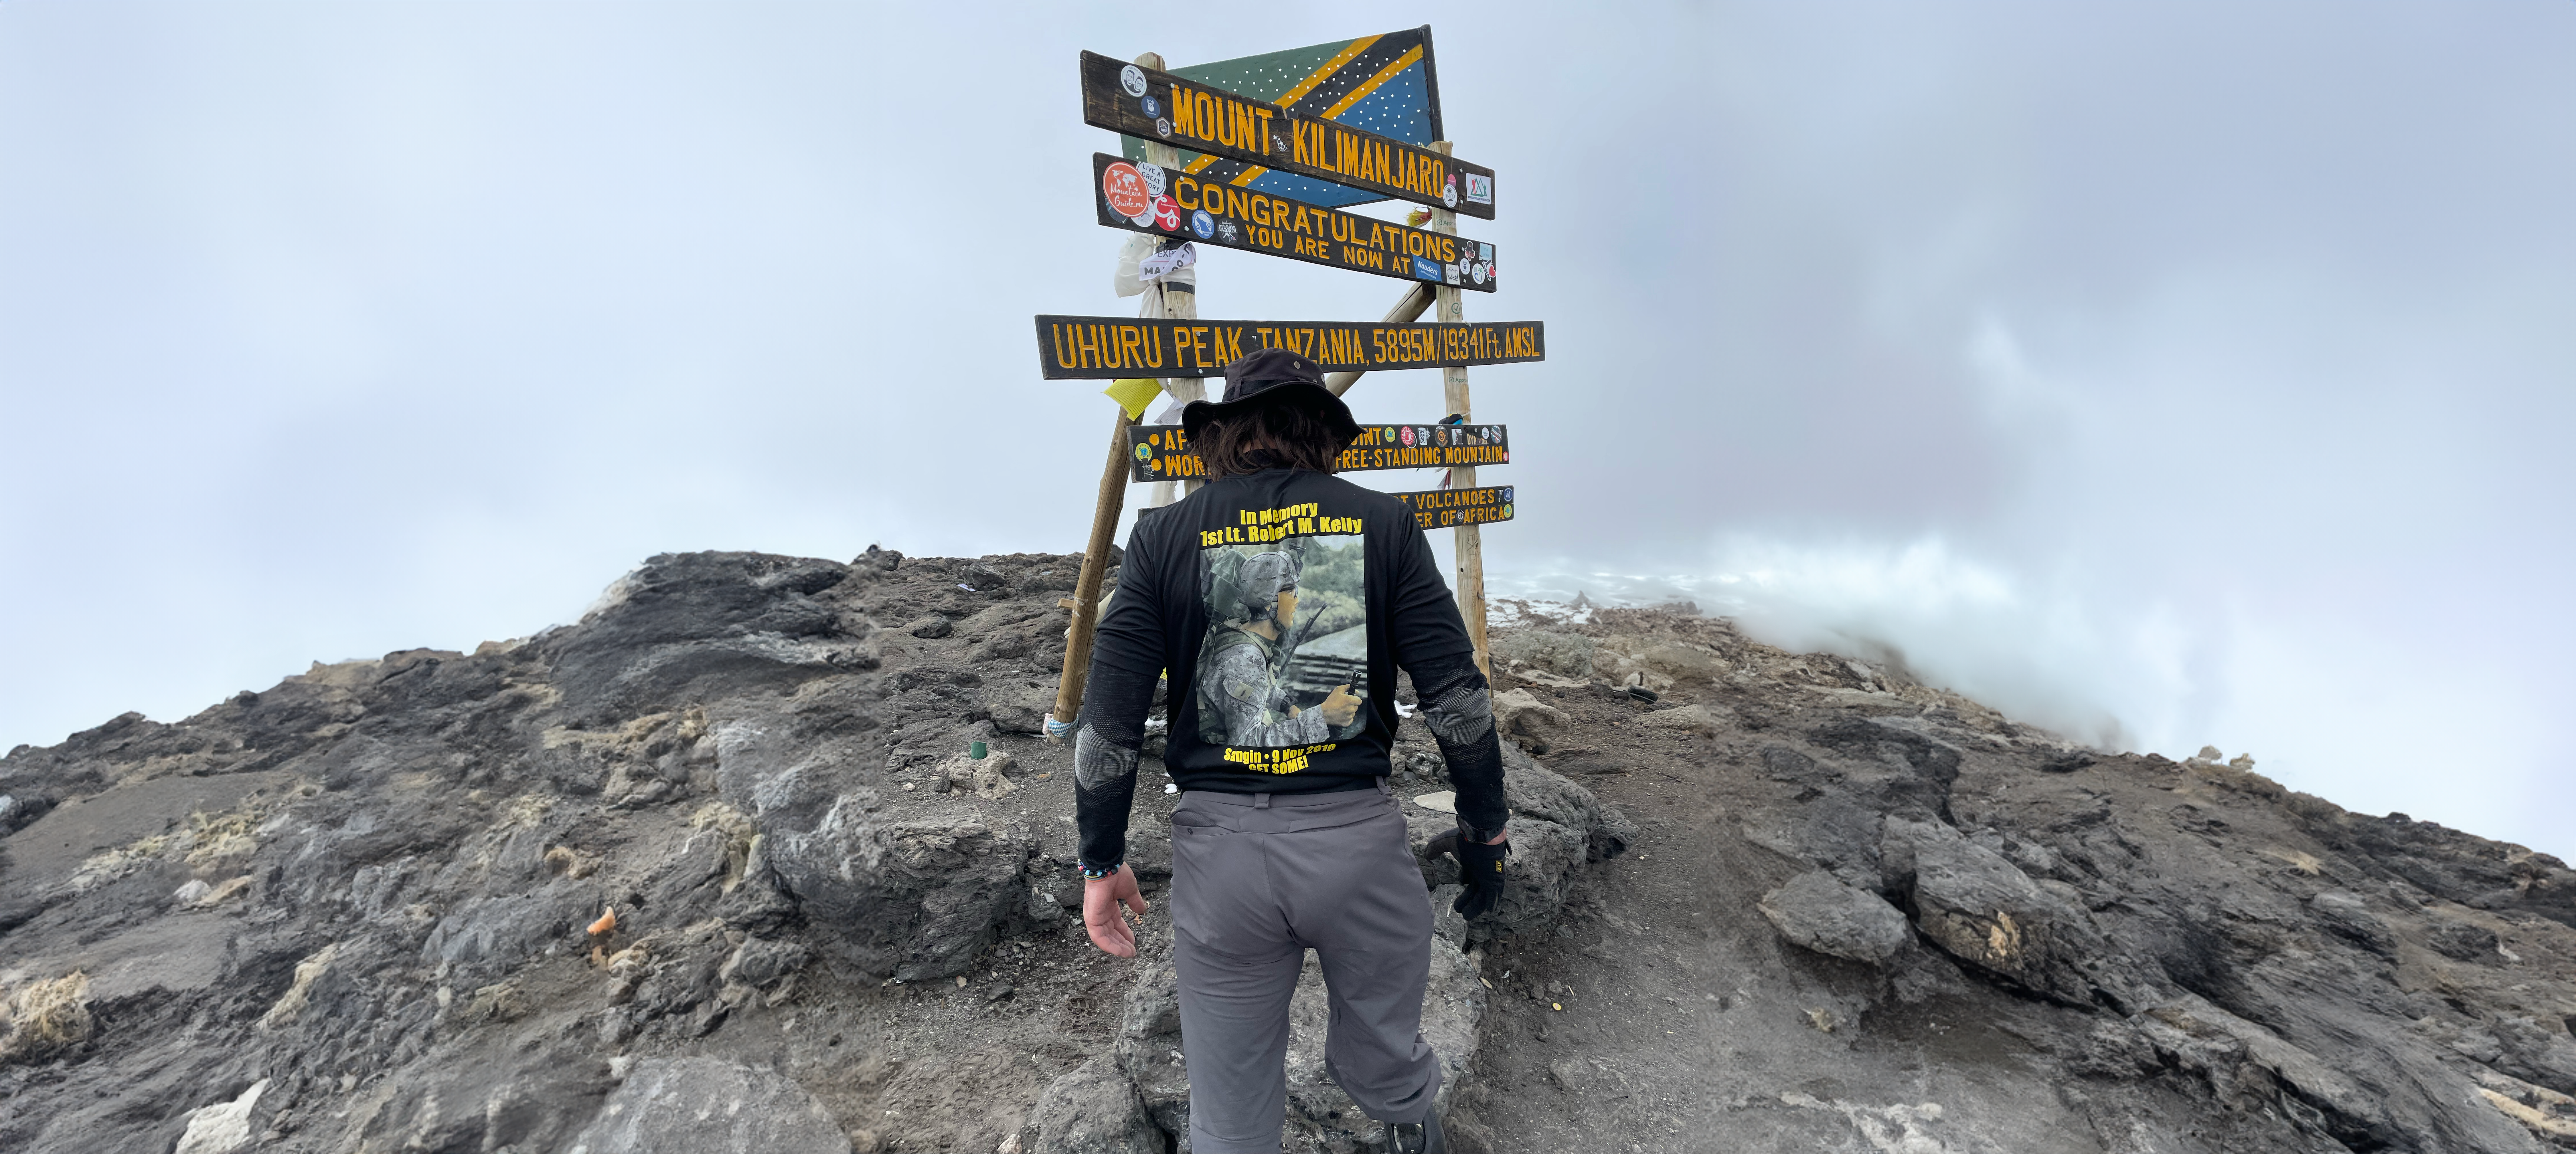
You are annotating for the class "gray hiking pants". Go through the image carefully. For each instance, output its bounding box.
[1170,784,1439,1154]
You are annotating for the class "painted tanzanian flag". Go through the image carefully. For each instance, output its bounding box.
[1120,26,1445,212]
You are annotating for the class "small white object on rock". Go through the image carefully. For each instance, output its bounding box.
[174,1078,267,1154]
[1410,791,1457,814]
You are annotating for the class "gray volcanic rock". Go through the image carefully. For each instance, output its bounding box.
[1459,603,2576,1154]
[1757,870,1910,964]
[1030,1056,1161,1154]
[765,797,1033,980]
[7,552,2575,1154]
[566,1057,850,1154]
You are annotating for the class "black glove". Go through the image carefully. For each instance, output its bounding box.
[1427,822,1508,918]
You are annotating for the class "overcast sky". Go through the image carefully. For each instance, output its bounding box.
[3,2,2568,856]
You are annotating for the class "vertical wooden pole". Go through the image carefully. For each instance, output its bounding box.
[1427,141,1491,679]
[1052,404,1138,732]
[1051,50,1178,733]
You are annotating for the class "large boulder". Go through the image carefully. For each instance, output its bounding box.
[563,1058,849,1154]
[765,795,1031,980]
[1030,1056,1162,1154]
[1490,689,1568,753]
[1882,819,2159,1011]
[1409,745,1634,941]
[1759,870,1912,964]
[360,1048,617,1154]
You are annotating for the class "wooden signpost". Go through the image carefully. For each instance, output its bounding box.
[1034,315,1541,378]
[1091,154,1500,291]
[1390,484,1515,529]
[1049,33,1530,731]
[1080,50,1498,221]
[1127,422,1509,482]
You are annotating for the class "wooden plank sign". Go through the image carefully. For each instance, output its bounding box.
[1081,50,1498,220]
[1391,484,1515,529]
[1093,155,1498,292]
[1117,27,1450,214]
[1035,315,1542,379]
[1127,422,1510,483]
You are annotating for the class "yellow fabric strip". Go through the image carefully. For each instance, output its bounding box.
[1103,378,1164,422]
[1319,44,1425,122]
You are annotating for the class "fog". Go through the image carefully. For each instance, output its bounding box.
[3,2,2568,855]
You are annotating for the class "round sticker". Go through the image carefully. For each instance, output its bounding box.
[1471,263,1487,286]
[1136,163,1167,197]
[1500,503,1513,519]
[1135,444,1151,461]
[1443,175,1458,208]
[1399,425,1416,447]
[1142,95,1161,118]
[1190,209,1215,239]
[1152,195,1181,232]
[1102,162,1153,221]
[1119,65,1147,98]
[1501,487,1514,502]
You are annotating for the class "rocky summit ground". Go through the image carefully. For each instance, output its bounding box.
[2,548,2572,1154]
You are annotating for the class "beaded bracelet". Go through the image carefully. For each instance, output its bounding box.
[1078,861,1122,881]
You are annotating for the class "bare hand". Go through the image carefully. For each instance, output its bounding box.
[1321,683,1362,726]
[1083,866,1149,958]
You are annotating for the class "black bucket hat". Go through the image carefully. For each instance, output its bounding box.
[1180,347,1363,444]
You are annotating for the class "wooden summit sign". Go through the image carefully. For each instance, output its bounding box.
[1094,155,1498,291]
[1081,50,1498,221]
[1127,422,1510,482]
[1391,484,1514,529]
[1115,27,1451,214]
[1035,315,1542,378]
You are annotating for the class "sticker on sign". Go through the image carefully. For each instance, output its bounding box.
[1102,162,1153,221]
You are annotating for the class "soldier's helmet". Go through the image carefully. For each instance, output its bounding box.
[1226,550,1300,624]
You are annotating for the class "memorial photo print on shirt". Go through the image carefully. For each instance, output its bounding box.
[1194,538,1369,748]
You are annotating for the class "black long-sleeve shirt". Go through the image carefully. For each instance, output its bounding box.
[1074,468,1507,871]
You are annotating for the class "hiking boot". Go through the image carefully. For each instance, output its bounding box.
[1385,1113,1445,1154]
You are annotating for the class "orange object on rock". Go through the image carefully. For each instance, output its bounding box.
[588,907,617,937]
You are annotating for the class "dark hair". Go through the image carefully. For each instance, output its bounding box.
[1196,402,1349,479]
